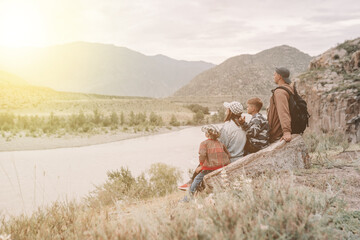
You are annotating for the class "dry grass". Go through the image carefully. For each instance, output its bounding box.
[2,173,359,240]
[0,114,359,239]
[1,150,360,240]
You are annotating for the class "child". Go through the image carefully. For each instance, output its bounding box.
[239,97,270,155]
[179,125,230,200]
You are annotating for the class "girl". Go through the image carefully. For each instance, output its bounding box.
[219,101,247,163]
[180,125,230,201]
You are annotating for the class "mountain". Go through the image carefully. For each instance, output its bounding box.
[0,42,214,97]
[296,37,360,143]
[0,70,27,86]
[173,45,312,99]
[0,69,151,111]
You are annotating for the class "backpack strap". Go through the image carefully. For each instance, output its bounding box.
[271,85,294,96]
[271,84,295,111]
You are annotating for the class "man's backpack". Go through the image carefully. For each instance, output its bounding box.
[272,84,310,134]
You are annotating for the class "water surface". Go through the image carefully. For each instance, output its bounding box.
[0,126,205,216]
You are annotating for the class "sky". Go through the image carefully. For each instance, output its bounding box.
[0,0,360,64]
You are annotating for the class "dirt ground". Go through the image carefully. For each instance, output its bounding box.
[294,151,360,210]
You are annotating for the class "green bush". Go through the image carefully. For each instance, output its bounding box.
[102,116,111,127]
[1,122,12,131]
[193,110,205,124]
[149,112,163,126]
[303,131,349,153]
[92,109,102,125]
[0,113,15,126]
[186,104,209,114]
[120,112,125,125]
[87,163,182,207]
[110,111,119,125]
[169,114,180,126]
[148,163,182,197]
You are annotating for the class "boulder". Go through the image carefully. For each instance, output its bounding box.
[203,134,310,190]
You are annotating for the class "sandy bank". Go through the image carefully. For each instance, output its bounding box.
[0,126,190,152]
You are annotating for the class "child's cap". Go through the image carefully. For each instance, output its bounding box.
[201,124,220,138]
[223,101,243,115]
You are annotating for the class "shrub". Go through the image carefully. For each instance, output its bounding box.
[0,113,15,127]
[1,122,12,131]
[1,170,358,239]
[102,116,111,127]
[193,110,205,124]
[148,163,182,197]
[87,163,182,207]
[120,112,125,125]
[303,131,350,153]
[169,114,180,126]
[110,111,119,125]
[149,112,163,126]
[186,104,209,114]
[92,109,102,125]
[128,111,135,126]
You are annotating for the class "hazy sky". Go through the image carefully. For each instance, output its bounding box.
[0,0,360,63]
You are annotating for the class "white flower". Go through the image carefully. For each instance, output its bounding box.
[244,178,252,184]
[260,224,269,231]
[0,234,11,240]
[205,193,215,206]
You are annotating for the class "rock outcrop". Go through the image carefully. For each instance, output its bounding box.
[296,38,360,143]
[203,135,310,190]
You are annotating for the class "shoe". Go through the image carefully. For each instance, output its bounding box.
[178,183,190,191]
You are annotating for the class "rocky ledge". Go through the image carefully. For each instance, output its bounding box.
[296,37,360,143]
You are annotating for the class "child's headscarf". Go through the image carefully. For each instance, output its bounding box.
[201,124,221,139]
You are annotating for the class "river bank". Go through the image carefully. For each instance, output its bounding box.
[0,126,190,152]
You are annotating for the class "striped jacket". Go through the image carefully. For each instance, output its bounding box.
[241,113,270,150]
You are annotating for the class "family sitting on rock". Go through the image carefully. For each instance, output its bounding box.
[180,67,299,201]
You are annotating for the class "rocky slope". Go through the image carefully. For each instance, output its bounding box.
[296,38,360,143]
[0,42,214,97]
[173,45,311,101]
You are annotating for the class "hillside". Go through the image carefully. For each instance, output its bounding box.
[0,42,214,97]
[296,37,360,143]
[0,73,192,122]
[0,70,27,86]
[173,45,311,103]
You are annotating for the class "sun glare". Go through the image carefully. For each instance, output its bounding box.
[0,1,47,47]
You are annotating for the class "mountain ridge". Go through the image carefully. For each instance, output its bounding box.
[173,45,312,98]
[0,42,215,97]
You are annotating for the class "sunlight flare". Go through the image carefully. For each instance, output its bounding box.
[0,1,47,47]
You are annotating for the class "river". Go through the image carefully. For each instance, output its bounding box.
[0,126,206,216]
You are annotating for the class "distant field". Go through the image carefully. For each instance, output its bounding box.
[0,83,193,120]
[0,83,224,140]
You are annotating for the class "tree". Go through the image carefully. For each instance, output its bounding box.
[120,112,125,125]
[193,110,204,124]
[93,109,102,125]
[110,111,119,125]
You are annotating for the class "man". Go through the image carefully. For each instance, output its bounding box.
[267,67,294,143]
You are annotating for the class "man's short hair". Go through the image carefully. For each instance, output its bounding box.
[247,97,263,112]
